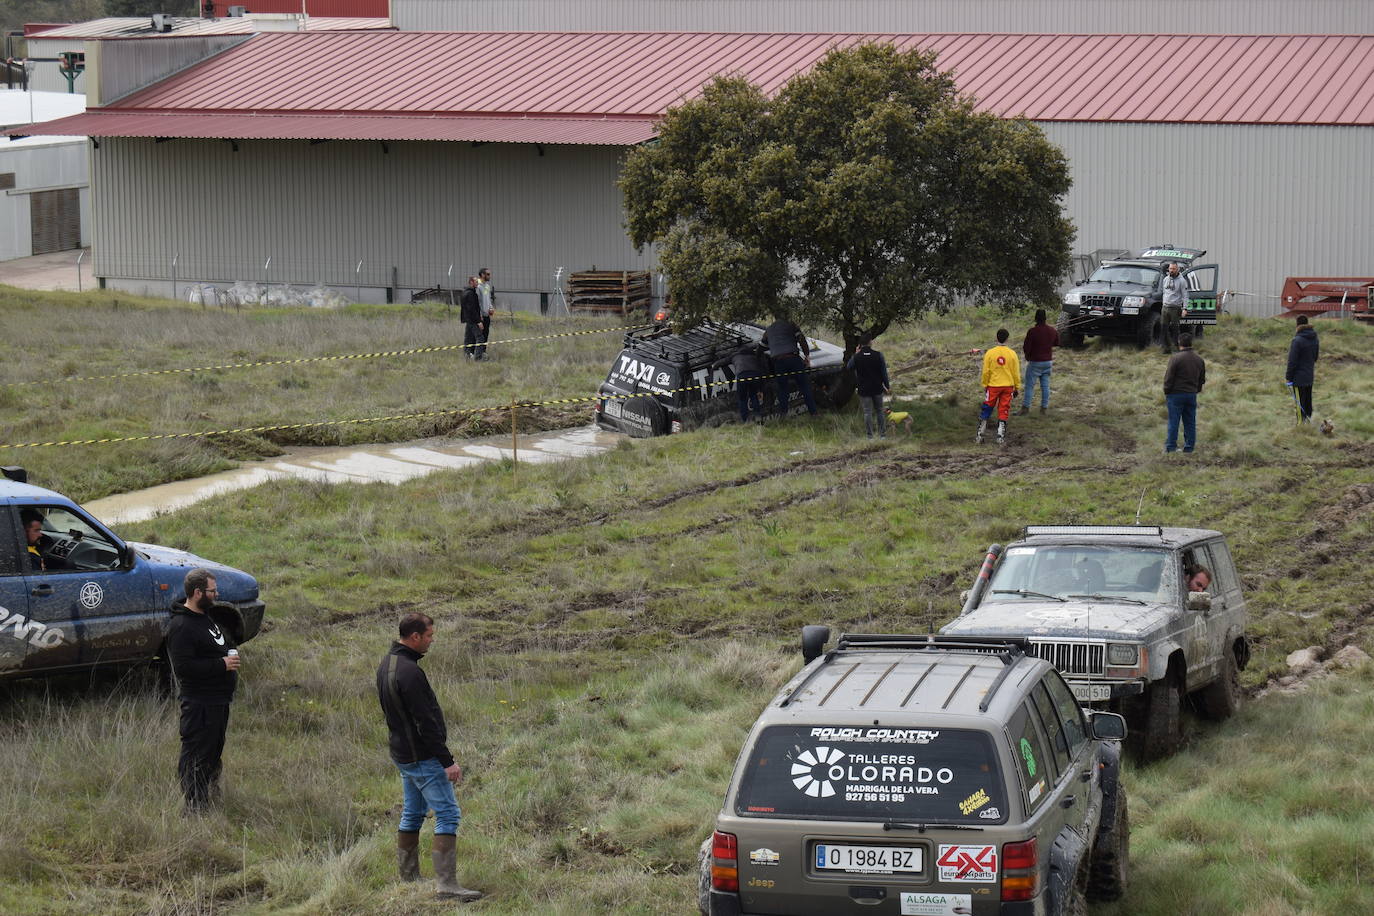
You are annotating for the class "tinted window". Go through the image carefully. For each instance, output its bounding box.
[1008,703,1053,811]
[1029,684,1071,777]
[1208,541,1239,593]
[1042,672,1088,756]
[734,725,1007,824]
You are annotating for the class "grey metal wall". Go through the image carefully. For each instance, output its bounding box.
[90,35,251,106]
[393,0,1374,34]
[90,136,654,306]
[0,140,90,260]
[1041,122,1374,317]
[22,39,89,95]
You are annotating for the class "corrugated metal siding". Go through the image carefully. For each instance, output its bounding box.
[23,39,89,94]
[0,140,90,260]
[393,0,1374,34]
[91,35,253,106]
[1041,122,1374,316]
[90,137,652,298]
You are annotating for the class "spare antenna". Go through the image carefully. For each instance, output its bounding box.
[1134,487,1146,526]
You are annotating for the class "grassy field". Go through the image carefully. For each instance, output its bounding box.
[2,288,1373,914]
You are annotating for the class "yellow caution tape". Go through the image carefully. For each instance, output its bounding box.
[3,324,648,388]
[0,365,826,450]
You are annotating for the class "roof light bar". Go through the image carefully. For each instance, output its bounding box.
[1024,525,1162,537]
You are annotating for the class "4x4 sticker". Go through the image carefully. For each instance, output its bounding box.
[958,788,990,815]
[792,745,955,802]
[936,844,997,882]
[0,606,67,649]
[749,848,780,866]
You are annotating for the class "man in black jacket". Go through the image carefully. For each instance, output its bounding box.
[377,613,483,902]
[167,567,239,812]
[846,335,891,439]
[763,314,817,418]
[1285,315,1320,422]
[712,341,769,422]
[459,276,484,361]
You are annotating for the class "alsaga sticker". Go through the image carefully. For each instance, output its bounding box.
[900,892,973,916]
[936,844,998,883]
[749,848,780,866]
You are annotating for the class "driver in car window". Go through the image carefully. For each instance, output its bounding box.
[20,509,49,571]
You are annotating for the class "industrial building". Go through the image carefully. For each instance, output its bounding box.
[0,89,89,261]
[13,29,1374,315]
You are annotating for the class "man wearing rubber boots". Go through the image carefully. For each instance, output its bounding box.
[377,613,483,902]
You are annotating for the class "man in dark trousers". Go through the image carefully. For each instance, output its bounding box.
[763,313,817,418]
[1018,308,1060,415]
[1285,315,1320,422]
[846,335,891,438]
[712,340,769,422]
[1163,332,1206,453]
[167,567,239,813]
[459,276,483,360]
[377,613,483,902]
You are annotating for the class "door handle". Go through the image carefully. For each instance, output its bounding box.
[31,583,53,596]
[1060,795,1076,809]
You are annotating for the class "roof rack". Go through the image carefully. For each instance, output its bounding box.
[622,320,752,364]
[777,634,1032,712]
[1023,525,1162,538]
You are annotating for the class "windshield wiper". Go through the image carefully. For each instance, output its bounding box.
[883,822,984,832]
[1066,594,1147,605]
[991,589,1066,602]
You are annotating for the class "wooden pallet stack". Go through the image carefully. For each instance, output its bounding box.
[568,269,652,314]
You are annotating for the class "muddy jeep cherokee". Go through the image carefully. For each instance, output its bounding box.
[0,467,264,684]
[942,526,1249,762]
[699,631,1129,916]
[1058,246,1219,350]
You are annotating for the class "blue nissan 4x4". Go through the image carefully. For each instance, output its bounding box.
[0,467,264,683]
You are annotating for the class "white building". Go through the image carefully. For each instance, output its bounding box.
[0,90,89,260]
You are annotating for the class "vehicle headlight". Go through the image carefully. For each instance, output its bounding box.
[1107,644,1139,666]
[1122,296,1145,308]
[1062,292,1082,306]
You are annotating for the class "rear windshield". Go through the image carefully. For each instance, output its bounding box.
[604,350,680,394]
[734,725,1007,824]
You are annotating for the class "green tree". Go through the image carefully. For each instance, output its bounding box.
[620,44,1075,354]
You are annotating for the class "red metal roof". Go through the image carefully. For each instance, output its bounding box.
[15,31,1374,144]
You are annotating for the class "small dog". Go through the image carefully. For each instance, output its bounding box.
[885,408,913,433]
[1320,418,1335,436]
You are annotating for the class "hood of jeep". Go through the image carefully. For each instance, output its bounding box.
[1070,280,1154,296]
[943,600,1180,641]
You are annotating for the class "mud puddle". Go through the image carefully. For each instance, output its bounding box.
[86,425,624,525]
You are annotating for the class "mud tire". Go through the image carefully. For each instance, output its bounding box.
[1136,677,1182,762]
[1057,312,1086,349]
[1087,786,1130,902]
[1136,311,1162,350]
[696,837,712,915]
[1200,646,1242,721]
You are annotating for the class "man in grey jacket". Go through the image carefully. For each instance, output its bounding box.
[1161,262,1189,354]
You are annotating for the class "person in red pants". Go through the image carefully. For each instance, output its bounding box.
[976,328,1020,445]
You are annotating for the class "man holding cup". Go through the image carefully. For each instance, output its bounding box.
[167,567,240,813]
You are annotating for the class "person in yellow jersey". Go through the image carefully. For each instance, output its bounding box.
[976,328,1020,445]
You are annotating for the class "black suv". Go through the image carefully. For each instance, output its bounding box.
[1058,246,1219,349]
[594,321,847,437]
[699,631,1130,916]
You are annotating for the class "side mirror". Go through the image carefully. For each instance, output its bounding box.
[801,625,831,664]
[118,543,137,569]
[1187,591,1212,611]
[1088,711,1128,741]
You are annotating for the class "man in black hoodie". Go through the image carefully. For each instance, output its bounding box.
[167,567,239,812]
[1285,315,1320,422]
[377,613,483,902]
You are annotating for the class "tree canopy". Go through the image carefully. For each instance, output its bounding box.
[619,44,1075,352]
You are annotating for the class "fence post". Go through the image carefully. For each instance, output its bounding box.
[510,397,518,468]
[171,252,179,301]
[355,259,363,304]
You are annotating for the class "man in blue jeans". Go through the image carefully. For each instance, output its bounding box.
[1018,308,1059,415]
[763,314,818,418]
[377,613,483,902]
[1163,332,1206,453]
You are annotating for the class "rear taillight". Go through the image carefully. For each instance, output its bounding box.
[654,309,669,322]
[710,830,739,892]
[1001,837,1038,902]
[670,420,682,434]
[595,398,604,414]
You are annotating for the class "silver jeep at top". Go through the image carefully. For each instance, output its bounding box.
[941,526,1249,761]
